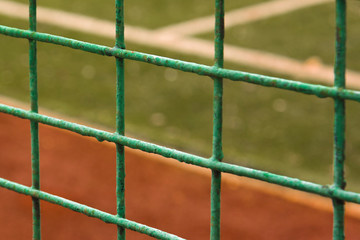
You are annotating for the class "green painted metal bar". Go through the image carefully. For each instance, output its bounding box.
[29,0,41,239]
[3,105,360,205]
[332,0,346,239]
[0,177,184,240]
[1,25,360,103]
[0,1,358,238]
[115,0,126,239]
[210,0,224,238]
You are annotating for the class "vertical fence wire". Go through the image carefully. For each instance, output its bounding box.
[210,0,224,239]
[29,0,41,239]
[0,0,356,239]
[115,0,126,239]
[333,0,346,239]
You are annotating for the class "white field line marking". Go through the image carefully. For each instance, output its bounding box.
[0,0,359,89]
[155,0,333,36]
[0,0,143,39]
[148,35,360,89]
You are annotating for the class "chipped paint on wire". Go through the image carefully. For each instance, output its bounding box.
[0,25,359,102]
[0,0,355,239]
[28,0,41,239]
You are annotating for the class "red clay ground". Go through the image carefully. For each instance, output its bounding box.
[1,112,360,239]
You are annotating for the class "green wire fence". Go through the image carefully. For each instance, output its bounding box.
[0,0,358,239]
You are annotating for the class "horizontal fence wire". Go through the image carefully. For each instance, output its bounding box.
[1,104,360,204]
[0,177,184,240]
[1,25,360,102]
[0,0,357,239]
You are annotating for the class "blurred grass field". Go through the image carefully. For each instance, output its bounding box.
[200,1,360,71]
[1,0,360,191]
[11,0,265,28]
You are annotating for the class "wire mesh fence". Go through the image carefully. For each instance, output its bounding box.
[0,0,358,239]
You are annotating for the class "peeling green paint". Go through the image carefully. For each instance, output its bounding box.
[1,104,360,204]
[332,1,346,240]
[0,178,183,240]
[29,0,41,239]
[115,0,126,239]
[1,25,360,103]
[210,0,224,238]
[0,0,356,239]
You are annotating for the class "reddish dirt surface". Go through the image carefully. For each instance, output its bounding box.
[1,112,360,239]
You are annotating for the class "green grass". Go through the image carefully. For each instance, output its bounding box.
[1,3,360,192]
[199,2,360,72]
[11,0,269,29]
